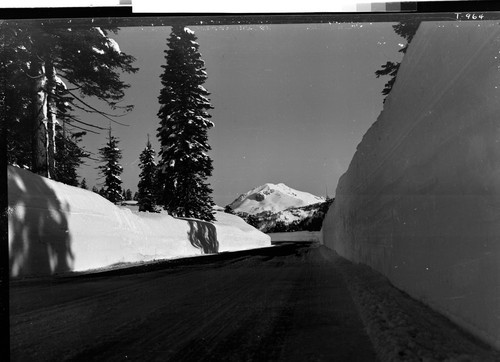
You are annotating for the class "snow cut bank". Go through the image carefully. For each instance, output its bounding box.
[323,21,500,349]
[8,166,270,277]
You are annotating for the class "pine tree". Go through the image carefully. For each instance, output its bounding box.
[2,22,137,177]
[156,26,215,221]
[53,129,89,186]
[375,21,421,100]
[137,136,159,212]
[80,178,88,190]
[92,185,99,193]
[2,24,35,170]
[125,189,132,201]
[97,128,123,204]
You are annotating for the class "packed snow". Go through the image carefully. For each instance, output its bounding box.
[228,183,325,215]
[93,27,106,37]
[106,38,121,53]
[329,250,500,361]
[92,46,105,55]
[323,21,500,349]
[8,166,270,278]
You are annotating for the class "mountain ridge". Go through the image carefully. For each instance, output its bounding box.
[227,182,325,215]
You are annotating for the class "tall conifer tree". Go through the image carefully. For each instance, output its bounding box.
[97,128,123,204]
[137,135,159,212]
[157,26,215,221]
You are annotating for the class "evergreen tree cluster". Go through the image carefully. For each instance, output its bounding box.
[94,26,216,221]
[4,22,217,223]
[122,189,133,201]
[2,21,137,184]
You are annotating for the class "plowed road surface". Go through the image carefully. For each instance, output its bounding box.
[10,244,378,361]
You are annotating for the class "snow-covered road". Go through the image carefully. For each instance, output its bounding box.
[10,245,499,361]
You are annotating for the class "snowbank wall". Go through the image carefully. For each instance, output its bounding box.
[8,166,270,277]
[322,21,500,349]
[268,231,322,244]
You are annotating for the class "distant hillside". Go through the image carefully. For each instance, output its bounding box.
[234,199,334,233]
[225,183,333,233]
[227,183,325,215]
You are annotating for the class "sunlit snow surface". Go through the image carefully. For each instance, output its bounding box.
[8,166,270,277]
[107,38,121,53]
[229,183,325,214]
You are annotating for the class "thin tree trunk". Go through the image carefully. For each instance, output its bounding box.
[31,61,49,177]
[46,62,57,178]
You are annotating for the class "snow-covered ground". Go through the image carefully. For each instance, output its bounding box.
[326,248,500,361]
[228,182,324,214]
[8,166,270,278]
[323,21,500,349]
[259,203,318,230]
[256,199,333,233]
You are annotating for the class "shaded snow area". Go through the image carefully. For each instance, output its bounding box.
[268,231,323,244]
[228,182,324,214]
[8,166,270,278]
[323,21,500,349]
[329,251,500,361]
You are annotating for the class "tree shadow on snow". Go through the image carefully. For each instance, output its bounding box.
[187,220,219,254]
[8,168,74,277]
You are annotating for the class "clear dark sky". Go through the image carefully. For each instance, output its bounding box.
[77,22,404,207]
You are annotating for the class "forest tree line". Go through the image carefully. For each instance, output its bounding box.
[3,23,217,222]
[3,21,418,223]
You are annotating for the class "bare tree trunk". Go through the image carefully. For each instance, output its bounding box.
[30,59,58,179]
[31,62,49,177]
[46,63,57,178]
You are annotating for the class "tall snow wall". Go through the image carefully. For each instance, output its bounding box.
[8,166,270,278]
[322,21,500,349]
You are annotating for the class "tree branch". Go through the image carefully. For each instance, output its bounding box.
[56,111,107,130]
[22,69,46,79]
[66,90,129,126]
[66,122,100,135]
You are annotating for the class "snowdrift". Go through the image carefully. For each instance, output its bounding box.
[323,21,500,349]
[8,166,270,277]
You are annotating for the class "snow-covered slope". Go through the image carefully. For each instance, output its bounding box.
[247,200,333,233]
[322,21,500,349]
[8,166,270,277]
[228,183,324,215]
[266,206,317,229]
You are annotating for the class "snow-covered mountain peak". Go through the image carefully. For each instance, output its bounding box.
[228,183,325,215]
